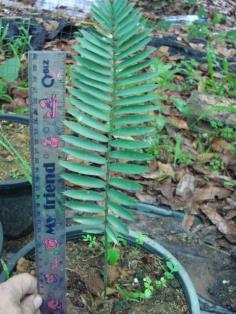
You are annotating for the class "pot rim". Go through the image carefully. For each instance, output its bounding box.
[0,225,200,314]
[0,114,30,189]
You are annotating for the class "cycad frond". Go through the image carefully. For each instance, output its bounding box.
[61,0,155,243]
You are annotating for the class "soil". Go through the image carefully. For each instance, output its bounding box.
[15,239,189,314]
[0,120,30,181]
[128,211,236,312]
[3,209,236,312]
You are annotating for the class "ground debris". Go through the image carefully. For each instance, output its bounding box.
[201,205,236,243]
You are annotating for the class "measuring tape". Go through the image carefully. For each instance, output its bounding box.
[29,51,66,313]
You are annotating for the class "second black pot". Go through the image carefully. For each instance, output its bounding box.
[0,114,32,239]
[0,222,3,256]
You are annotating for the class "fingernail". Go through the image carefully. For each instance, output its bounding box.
[33,295,43,309]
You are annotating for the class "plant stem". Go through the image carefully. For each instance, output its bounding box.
[103,1,117,296]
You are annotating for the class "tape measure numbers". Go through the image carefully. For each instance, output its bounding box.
[29,51,66,314]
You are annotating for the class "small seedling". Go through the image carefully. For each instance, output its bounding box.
[107,247,120,265]
[118,276,154,302]
[209,154,224,172]
[166,260,180,273]
[220,127,236,140]
[223,180,236,189]
[119,261,180,303]
[172,98,192,117]
[82,234,99,249]
[118,287,146,302]
[135,231,147,246]
[11,170,21,179]
[156,261,180,288]
[151,59,178,96]
[174,136,192,166]
[143,276,154,298]
[156,276,167,288]
[117,235,128,248]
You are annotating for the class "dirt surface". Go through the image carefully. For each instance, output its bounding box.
[129,210,236,312]
[0,121,30,181]
[2,209,236,312]
[15,239,189,314]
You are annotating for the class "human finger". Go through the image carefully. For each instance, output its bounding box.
[21,294,42,314]
[2,273,38,301]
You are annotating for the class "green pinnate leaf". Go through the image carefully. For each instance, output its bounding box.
[106,226,119,244]
[110,150,152,162]
[111,139,150,149]
[63,147,106,165]
[65,201,105,213]
[113,114,153,126]
[107,215,129,234]
[110,163,149,175]
[109,177,142,191]
[63,190,105,201]
[59,161,106,177]
[64,120,108,143]
[108,202,134,221]
[61,135,107,152]
[74,216,105,225]
[112,126,154,137]
[108,188,137,206]
[62,173,105,188]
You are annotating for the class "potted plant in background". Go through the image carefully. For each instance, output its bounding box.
[0,0,200,312]
[0,113,32,238]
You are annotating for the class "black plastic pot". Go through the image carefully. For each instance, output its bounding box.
[0,225,200,314]
[0,114,32,239]
[0,222,3,256]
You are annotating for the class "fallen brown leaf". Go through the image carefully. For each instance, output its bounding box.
[197,153,215,162]
[108,265,120,285]
[160,178,175,201]
[225,210,236,220]
[201,205,236,243]
[16,257,30,273]
[12,88,28,98]
[182,213,195,232]
[43,20,59,33]
[157,46,169,56]
[211,139,230,154]
[176,174,195,200]
[135,191,156,203]
[167,115,188,130]
[157,162,175,179]
[192,164,211,175]
[82,267,103,296]
[194,186,231,202]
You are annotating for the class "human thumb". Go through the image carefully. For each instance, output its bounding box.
[21,294,42,314]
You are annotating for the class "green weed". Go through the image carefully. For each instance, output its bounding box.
[0,259,10,280]
[209,154,224,172]
[82,234,99,249]
[156,261,180,287]
[118,261,180,302]
[174,136,192,166]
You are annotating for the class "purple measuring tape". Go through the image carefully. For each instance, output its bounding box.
[29,51,66,314]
